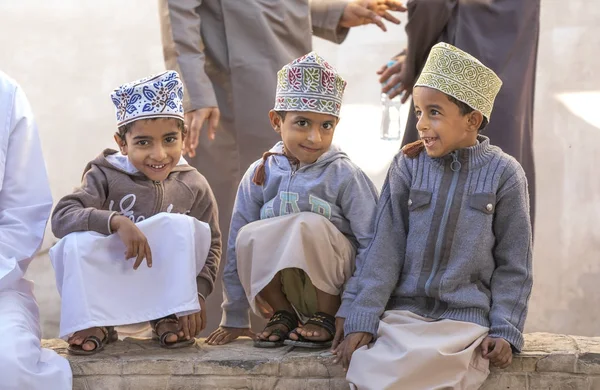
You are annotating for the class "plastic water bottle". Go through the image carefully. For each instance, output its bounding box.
[380,60,403,141]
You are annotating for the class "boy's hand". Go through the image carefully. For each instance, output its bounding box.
[334,332,373,370]
[340,0,407,32]
[331,317,346,351]
[184,107,220,157]
[111,215,152,270]
[178,295,207,340]
[205,326,255,345]
[481,336,513,369]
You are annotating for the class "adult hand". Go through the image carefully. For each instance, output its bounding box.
[205,326,255,345]
[111,215,152,270]
[481,336,513,369]
[184,107,220,158]
[178,295,207,340]
[334,332,373,370]
[340,0,407,32]
[377,50,412,103]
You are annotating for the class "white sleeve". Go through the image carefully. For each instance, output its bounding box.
[0,77,53,290]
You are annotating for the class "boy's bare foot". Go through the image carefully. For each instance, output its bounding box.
[68,327,108,352]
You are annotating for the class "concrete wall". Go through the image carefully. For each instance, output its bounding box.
[1,0,598,338]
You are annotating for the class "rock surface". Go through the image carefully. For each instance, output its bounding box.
[43,332,600,389]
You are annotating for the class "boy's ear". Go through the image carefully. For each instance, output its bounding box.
[182,124,188,142]
[467,111,484,132]
[114,133,128,155]
[268,110,282,134]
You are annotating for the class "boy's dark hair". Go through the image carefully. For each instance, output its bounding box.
[116,118,186,142]
[275,111,287,121]
[447,95,489,131]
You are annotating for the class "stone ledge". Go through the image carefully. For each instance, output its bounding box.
[43,332,600,389]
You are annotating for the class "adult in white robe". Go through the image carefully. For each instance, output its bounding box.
[0,71,72,389]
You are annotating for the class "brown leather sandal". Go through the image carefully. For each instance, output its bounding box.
[151,315,195,349]
[68,326,118,356]
[254,310,299,348]
[284,312,336,349]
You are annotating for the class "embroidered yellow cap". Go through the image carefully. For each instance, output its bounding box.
[415,42,502,121]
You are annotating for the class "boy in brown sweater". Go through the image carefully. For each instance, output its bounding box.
[50,71,221,355]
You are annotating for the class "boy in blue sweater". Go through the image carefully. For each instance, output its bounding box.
[337,43,533,389]
[206,52,379,349]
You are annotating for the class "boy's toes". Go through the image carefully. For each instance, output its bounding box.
[259,331,271,340]
[82,341,96,351]
[288,329,300,340]
[164,332,178,343]
[268,334,281,342]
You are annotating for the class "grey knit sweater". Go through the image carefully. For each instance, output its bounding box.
[343,136,533,352]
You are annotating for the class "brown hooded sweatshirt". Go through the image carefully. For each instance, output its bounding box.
[51,149,221,297]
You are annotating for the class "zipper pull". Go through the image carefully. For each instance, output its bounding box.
[450,152,462,172]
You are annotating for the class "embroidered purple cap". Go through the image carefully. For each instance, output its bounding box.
[111,70,184,127]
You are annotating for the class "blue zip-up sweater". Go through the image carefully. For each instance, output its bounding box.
[221,142,379,328]
[344,136,533,351]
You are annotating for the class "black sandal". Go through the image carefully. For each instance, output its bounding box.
[254,310,298,348]
[284,312,336,349]
[152,315,196,349]
[68,326,117,356]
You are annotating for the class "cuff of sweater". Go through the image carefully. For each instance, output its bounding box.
[88,209,116,235]
[344,311,380,337]
[489,325,525,353]
[220,308,251,329]
[336,298,353,319]
[196,277,212,299]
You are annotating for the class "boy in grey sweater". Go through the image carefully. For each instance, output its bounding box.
[206,52,379,349]
[337,43,533,389]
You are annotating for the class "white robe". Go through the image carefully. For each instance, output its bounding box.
[51,213,211,339]
[0,71,72,389]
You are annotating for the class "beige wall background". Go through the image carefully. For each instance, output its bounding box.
[0,0,598,338]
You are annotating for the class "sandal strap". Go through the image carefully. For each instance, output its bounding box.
[305,312,336,337]
[265,310,298,333]
[152,315,179,330]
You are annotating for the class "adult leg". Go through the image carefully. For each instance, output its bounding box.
[0,287,72,390]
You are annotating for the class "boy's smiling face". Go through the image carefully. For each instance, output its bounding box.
[115,118,185,182]
[269,110,338,164]
[413,86,482,158]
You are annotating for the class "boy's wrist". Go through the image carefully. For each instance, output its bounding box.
[110,214,129,232]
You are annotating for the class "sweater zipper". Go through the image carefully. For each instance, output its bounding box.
[286,163,299,192]
[424,151,462,301]
[153,180,164,215]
